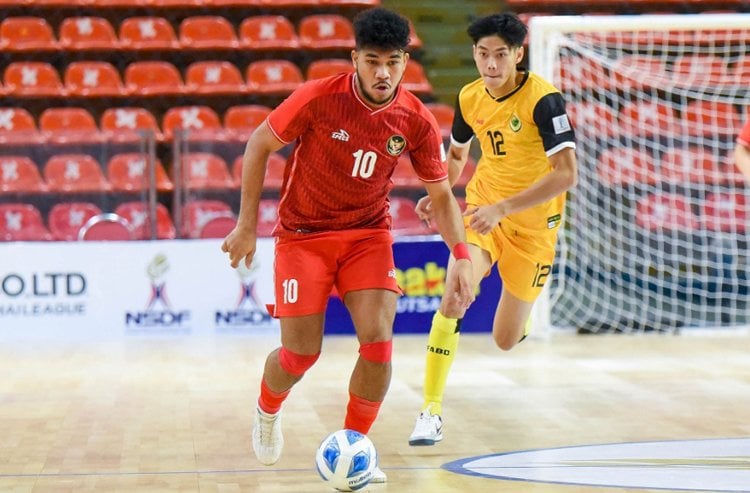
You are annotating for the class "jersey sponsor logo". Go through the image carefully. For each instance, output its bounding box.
[443,438,750,492]
[552,114,571,134]
[331,128,350,141]
[386,135,406,156]
[547,213,561,229]
[509,114,522,132]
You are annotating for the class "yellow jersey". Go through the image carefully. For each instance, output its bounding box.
[453,70,576,234]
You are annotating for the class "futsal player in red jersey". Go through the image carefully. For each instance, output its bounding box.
[221,7,474,481]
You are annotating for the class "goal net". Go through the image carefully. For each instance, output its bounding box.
[529,14,750,333]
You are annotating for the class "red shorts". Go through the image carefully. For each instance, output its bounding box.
[271,229,399,317]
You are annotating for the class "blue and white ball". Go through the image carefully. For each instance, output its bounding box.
[315,429,378,491]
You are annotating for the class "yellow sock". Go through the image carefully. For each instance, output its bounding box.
[422,311,460,416]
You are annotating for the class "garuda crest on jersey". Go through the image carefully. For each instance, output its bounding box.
[386,135,406,156]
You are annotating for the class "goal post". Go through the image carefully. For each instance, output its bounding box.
[528,14,750,333]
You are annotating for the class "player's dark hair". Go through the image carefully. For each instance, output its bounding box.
[353,7,411,51]
[467,13,528,48]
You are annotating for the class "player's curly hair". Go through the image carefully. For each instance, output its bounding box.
[467,13,528,48]
[353,7,411,51]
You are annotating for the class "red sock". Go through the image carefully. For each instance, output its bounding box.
[258,379,290,414]
[344,392,382,434]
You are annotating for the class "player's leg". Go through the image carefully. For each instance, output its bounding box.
[491,290,534,351]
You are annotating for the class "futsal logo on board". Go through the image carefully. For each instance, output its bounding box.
[124,253,191,332]
[214,260,273,331]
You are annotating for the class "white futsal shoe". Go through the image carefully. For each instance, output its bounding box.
[408,407,443,446]
[252,407,283,465]
[370,465,387,483]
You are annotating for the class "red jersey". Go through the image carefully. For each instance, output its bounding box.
[266,72,446,234]
[738,118,750,147]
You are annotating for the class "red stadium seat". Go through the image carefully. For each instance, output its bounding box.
[181,199,234,238]
[39,107,102,144]
[256,198,279,237]
[4,62,64,96]
[0,107,41,145]
[179,16,238,49]
[702,191,748,234]
[125,61,184,96]
[198,214,237,239]
[636,192,699,232]
[161,105,222,141]
[77,213,134,241]
[64,61,126,97]
[108,153,173,192]
[115,201,176,240]
[610,55,669,91]
[182,152,234,190]
[597,147,657,186]
[0,203,52,241]
[245,60,303,95]
[683,100,742,137]
[566,102,617,138]
[672,55,728,86]
[618,101,680,138]
[59,17,118,50]
[298,15,355,50]
[239,16,299,50]
[48,201,103,241]
[119,17,179,50]
[425,102,454,139]
[232,152,285,189]
[44,154,110,193]
[223,104,271,141]
[100,107,163,142]
[0,17,58,51]
[306,59,353,80]
[185,61,246,95]
[389,196,433,235]
[659,146,723,185]
[558,55,611,92]
[0,156,45,192]
[402,62,432,95]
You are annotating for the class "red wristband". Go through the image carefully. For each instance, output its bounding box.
[452,242,471,261]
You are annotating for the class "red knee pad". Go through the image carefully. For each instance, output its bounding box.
[359,340,392,364]
[278,347,320,376]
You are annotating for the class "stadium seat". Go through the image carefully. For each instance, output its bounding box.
[0,203,52,241]
[223,104,271,141]
[256,198,279,237]
[181,199,234,238]
[100,107,163,142]
[182,152,234,190]
[731,56,750,85]
[0,156,45,192]
[389,196,433,235]
[306,59,353,80]
[3,61,64,96]
[672,55,728,86]
[232,152,285,189]
[597,147,657,186]
[558,55,611,92]
[245,60,303,95]
[618,101,680,138]
[611,55,669,91]
[64,61,126,97]
[108,153,173,192]
[402,62,433,95]
[77,213,134,241]
[115,201,176,240]
[119,17,179,50]
[425,102,454,138]
[198,213,237,239]
[407,21,423,50]
[44,154,110,193]
[39,107,102,144]
[683,100,741,137]
[566,102,617,139]
[239,15,299,50]
[124,61,184,96]
[298,14,355,50]
[48,201,103,241]
[59,17,118,50]
[635,192,699,232]
[0,107,41,145]
[161,105,223,141]
[0,17,58,51]
[185,61,246,95]
[702,191,748,234]
[659,146,723,185]
[179,16,238,49]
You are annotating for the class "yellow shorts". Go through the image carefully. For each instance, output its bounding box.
[465,217,558,303]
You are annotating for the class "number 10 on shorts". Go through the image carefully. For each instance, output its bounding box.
[282,278,298,304]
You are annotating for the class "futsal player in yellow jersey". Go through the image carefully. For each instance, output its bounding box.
[409,12,578,445]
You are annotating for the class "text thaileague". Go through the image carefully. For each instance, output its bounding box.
[0,272,87,316]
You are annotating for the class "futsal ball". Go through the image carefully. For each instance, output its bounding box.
[315,429,378,491]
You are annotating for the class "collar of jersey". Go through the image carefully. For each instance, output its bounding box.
[485,69,529,102]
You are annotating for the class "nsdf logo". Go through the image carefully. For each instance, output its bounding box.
[124,253,191,332]
[0,272,87,316]
[214,260,272,331]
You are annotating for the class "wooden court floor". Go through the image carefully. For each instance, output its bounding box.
[1,330,749,493]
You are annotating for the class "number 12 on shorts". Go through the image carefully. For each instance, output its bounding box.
[532,264,551,288]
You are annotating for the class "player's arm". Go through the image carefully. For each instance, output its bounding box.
[221,120,284,268]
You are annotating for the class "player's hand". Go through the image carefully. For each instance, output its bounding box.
[464,203,506,235]
[414,196,433,226]
[451,258,475,309]
[221,225,257,269]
